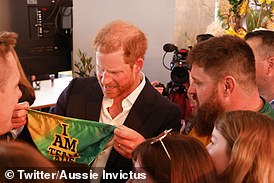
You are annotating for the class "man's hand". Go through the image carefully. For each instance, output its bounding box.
[11,102,29,129]
[113,125,145,159]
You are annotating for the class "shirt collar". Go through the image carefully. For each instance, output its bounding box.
[126,72,146,105]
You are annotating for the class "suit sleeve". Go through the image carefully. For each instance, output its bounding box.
[163,102,182,132]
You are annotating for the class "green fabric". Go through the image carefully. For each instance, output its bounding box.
[27,109,116,165]
[259,97,274,119]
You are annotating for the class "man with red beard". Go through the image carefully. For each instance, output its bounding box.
[44,21,180,182]
[12,21,181,182]
[186,35,274,145]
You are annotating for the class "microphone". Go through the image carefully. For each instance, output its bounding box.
[163,43,178,52]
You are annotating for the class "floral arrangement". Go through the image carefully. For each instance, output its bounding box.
[246,0,274,31]
[207,0,273,37]
[74,49,94,77]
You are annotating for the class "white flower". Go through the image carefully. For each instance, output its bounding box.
[252,27,268,31]
[218,0,232,17]
[266,16,274,30]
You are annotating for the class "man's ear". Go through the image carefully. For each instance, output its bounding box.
[134,58,144,72]
[222,76,235,97]
[266,56,274,76]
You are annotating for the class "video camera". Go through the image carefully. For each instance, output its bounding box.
[162,43,190,86]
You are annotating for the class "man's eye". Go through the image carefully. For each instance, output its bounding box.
[109,71,120,74]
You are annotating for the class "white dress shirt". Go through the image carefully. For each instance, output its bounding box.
[91,72,146,171]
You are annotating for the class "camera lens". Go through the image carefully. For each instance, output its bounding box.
[170,65,189,86]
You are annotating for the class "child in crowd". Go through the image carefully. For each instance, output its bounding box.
[207,110,274,182]
[129,131,217,183]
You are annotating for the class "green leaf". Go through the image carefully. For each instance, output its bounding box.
[74,48,94,77]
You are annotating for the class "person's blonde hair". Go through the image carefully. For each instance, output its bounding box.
[215,110,274,183]
[93,20,147,67]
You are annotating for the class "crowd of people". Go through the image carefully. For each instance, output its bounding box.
[0,21,274,183]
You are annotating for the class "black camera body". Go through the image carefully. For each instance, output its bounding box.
[163,43,189,86]
[170,48,189,86]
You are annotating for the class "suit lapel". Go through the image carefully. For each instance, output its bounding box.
[124,90,154,131]
[85,78,103,121]
[106,78,156,168]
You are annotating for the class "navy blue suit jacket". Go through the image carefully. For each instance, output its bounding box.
[52,77,181,181]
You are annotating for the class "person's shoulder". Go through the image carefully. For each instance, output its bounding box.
[266,108,274,120]
[70,76,99,89]
[72,76,98,83]
[143,80,175,103]
[259,97,274,120]
[151,88,180,111]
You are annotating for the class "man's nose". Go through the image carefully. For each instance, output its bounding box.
[187,82,196,95]
[101,72,112,85]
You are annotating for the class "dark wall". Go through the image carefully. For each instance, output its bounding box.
[8,0,73,80]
